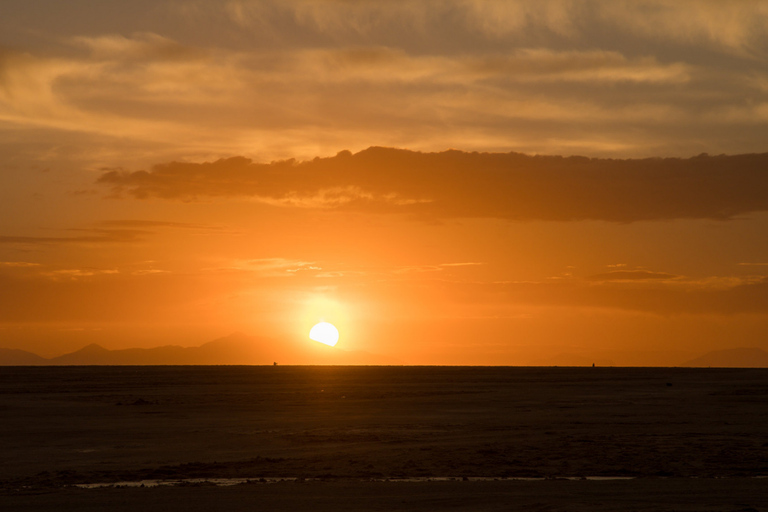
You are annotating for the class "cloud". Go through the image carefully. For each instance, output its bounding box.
[3,0,768,164]
[41,269,120,280]
[462,49,691,85]
[0,220,226,248]
[215,258,321,276]
[586,270,679,281]
[597,0,768,58]
[219,0,768,58]
[258,47,691,87]
[0,229,147,246]
[394,262,485,274]
[70,32,204,62]
[98,147,768,222]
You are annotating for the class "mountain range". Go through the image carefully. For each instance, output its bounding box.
[0,333,400,366]
[1,338,768,367]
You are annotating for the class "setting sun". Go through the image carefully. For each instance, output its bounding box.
[309,322,340,347]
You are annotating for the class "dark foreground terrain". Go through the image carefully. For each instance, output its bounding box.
[1,366,767,510]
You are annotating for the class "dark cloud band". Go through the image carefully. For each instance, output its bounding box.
[98,148,768,222]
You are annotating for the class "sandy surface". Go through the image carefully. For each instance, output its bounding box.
[2,366,768,510]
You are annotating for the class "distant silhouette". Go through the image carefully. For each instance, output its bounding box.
[0,332,401,366]
[681,347,768,368]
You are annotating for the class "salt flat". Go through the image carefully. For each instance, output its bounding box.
[2,366,767,510]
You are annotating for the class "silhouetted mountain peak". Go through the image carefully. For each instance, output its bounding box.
[75,343,109,353]
[0,348,48,365]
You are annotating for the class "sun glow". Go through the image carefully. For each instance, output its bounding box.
[309,322,340,347]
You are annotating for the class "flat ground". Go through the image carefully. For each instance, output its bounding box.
[1,366,768,510]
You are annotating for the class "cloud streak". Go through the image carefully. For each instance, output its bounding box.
[0,220,226,249]
[98,147,768,222]
[220,0,768,58]
[586,270,680,281]
[0,229,147,246]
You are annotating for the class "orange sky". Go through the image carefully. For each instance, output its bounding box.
[1,1,768,365]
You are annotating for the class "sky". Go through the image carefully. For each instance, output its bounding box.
[1,0,768,365]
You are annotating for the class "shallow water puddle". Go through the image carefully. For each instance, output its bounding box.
[74,476,638,488]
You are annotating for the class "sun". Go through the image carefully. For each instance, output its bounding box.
[309,322,339,347]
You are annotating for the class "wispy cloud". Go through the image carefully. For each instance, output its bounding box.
[42,268,120,280]
[586,270,680,281]
[394,262,485,274]
[0,220,227,248]
[0,229,148,246]
[2,0,768,162]
[220,0,768,59]
[215,258,321,276]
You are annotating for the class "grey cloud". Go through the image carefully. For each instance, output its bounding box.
[98,147,768,222]
[209,1,768,59]
[70,32,205,62]
[3,2,768,161]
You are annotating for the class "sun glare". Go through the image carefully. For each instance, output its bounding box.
[309,322,339,347]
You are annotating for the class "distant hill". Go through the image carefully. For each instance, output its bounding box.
[0,333,399,366]
[0,348,48,365]
[47,334,272,365]
[681,347,768,368]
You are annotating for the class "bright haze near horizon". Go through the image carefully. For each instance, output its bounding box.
[1,0,768,365]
